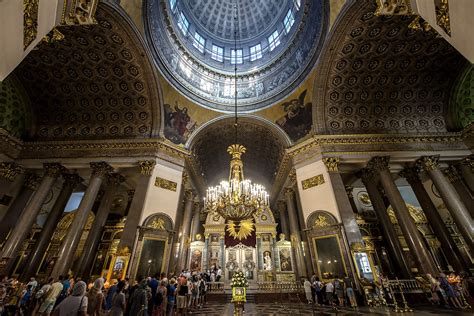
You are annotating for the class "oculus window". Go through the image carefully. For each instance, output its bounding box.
[268,30,280,52]
[193,32,206,53]
[231,49,243,64]
[177,12,189,35]
[284,10,295,34]
[211,45,224,62]
[250,44,262,61]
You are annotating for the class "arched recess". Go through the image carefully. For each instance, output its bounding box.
[142,212,174,231]
[11,0,163,140]
[312,0,467,135]
[306,210,338,230]
[187,115,291,190]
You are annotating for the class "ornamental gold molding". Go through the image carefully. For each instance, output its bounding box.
[435,0,451,36]
[367,156,390,171]
[443,165,461,183]
[0,162,23,182]
[23,172,40,190]
[138,160,156,176]
[90,161,113,177]
[301,174,325,190]
[42,27,65,44]
[322,157,339,172]
[374,0,413,16]
[418,155,440,172]
[24,0,39,49]
[147,217,166,230]
[155,176,177,192]
[61,0,99,25]
[43,163,65,178]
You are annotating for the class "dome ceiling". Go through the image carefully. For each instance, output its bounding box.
[313,0,467,135]
[145,0,328,112]
[12,2,161,140]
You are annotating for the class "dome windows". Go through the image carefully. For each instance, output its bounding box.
[268,30,281,52]
[250,44,263,61]
[284,9,295,33]
[177,12,189,35]
[231,49,243,64]
[193,32,206,53]
[211,45,224,62]
[169,0,177,11]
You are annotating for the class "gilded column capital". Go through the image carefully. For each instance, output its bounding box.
[107,173,126,186]
[399,167,421,183]
[138,160,156,176]
[62,173,83,188]
[460,155,474,170]
[184,189,195,201]
[417,155,440,172]
[43,163,65,178]
[284,187,294,199]
[182,170,189,186]
[443,165,461,184]
[23,172,41,190]
[356,168,377,183]
[0,162,24,182]
[367,156,390,171]
[90,161,113,178]
[277,199,287,211]
[322,157,340,172]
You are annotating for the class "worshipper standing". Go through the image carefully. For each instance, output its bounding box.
[343,274,357,308]
[56,275,71,306]
[153,280,167,316]
[106,280,119,312]
[303,279,313,304]
[39,276,64,316]
[176,277,188,315]
[110,281,126,316]
[439,273,463,308]
[86,278,104,316]
[333,276,344,307]
[128,277,149,316]
[53,281,88,316]
[313,277,323,306]
[325,280,336,309]
[148,274,159,315]
[166,278,177,316]
[198,275,206,308]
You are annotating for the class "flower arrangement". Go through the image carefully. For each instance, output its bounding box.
[231,271,248,288]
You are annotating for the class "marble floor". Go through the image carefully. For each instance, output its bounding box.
[187,302,473,316]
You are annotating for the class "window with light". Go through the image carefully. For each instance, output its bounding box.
[177,12,189,35]
[193,32,206,53]
[169,0,177,11]
[231,49,243,64]
[250,44,262,61]
[211,45,224,62]
[284,9,295,34]
[268,30,280,52]
[294,0,301,10]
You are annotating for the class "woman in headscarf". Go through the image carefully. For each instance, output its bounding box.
[86,278,104,316]
[53,281,88,316]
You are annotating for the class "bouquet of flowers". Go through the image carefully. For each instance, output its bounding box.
[230,271,248,288]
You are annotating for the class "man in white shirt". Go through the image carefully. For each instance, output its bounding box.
[39,276,64,315]
[216,267,222,282]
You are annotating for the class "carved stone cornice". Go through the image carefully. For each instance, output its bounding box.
[443,165,461,184]
[138,160,156,176]
[107,173,126,186]
[322,157,340,172]
[0,162,24,182]
[399,167,421,183]
[61,0,99,25]
[417,155,440,172]
[374,0,414,16]
[367,156,390,172]
[62,173,83,188]
[23,172,41,190]
[43,163,65,178]
[90,161,113,178]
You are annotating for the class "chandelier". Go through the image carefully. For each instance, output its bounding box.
[203,0,269,222]
[204,144,269,222]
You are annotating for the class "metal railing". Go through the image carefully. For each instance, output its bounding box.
[257,281,303,293]
[206,282,225,293]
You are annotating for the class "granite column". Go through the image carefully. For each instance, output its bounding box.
[444,166,474,218]
[285,188,307,278]
[277,200,290,239]
[177,190,195,271]
[459,156,474,192]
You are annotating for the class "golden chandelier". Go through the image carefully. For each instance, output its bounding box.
[204,144,269,222]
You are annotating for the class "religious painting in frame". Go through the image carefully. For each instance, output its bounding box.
[312,234,346,280]
[278,247,293,272]
[136,238,167,278]
[107,255,129,282]
[190,249,202,272]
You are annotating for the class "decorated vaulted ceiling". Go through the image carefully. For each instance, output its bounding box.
[10,1,161,140]
[313,0,468,135]
[189,116,288,189]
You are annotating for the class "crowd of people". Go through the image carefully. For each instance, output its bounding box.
[303,273,357,310]
[425,272,472,309]
[0,270,209,316]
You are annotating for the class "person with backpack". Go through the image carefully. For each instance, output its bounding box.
[333,276,345,307]
[166,278,176,316]
[176,277,188,316]
[343,273,357,308]
[198,275,206,308]
[152,280,167,316]
[313,277,323,306]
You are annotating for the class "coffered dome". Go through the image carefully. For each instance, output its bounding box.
[145,0,328,112]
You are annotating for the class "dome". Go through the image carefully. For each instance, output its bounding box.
[145,0,328,112]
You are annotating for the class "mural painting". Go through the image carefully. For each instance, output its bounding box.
[190,249,202,272]
[164,102,197,145]
[279,248,293,271]
[276,89,312,142]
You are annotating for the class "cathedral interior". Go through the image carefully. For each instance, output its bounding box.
[0,0,474,313]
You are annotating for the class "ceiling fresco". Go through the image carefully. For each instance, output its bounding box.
[449,65,474,130]
[313,0,468,135]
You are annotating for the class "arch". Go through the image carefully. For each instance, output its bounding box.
[142,212,174,231]
[306,210,338,229]
[12,1,163,140]
[312,0,467,134]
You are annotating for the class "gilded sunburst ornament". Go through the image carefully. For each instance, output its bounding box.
[226,219,254,240]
